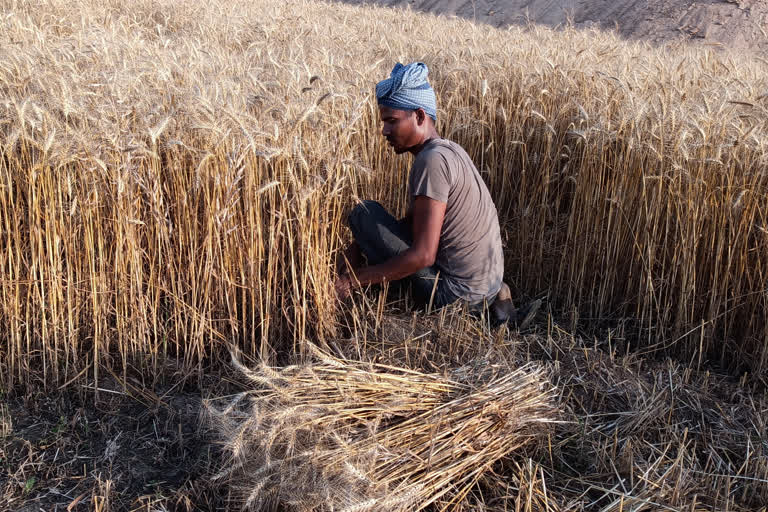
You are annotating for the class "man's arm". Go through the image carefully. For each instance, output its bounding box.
[337,196,445,295]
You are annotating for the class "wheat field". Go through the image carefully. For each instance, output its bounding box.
[2,0,767,387]
[1,0,768,508]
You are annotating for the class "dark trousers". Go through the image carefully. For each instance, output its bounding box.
[347,200,461,309]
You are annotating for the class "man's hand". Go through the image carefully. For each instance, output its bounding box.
[334,274,353,300]
[336,242,363,276]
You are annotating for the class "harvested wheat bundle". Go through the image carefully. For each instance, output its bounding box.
[207,347,557,511]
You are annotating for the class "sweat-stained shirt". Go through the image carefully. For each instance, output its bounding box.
[408,138,504,305]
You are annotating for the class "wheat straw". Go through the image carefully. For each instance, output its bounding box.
[207,347,557,511]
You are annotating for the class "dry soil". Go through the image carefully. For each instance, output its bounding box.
[339,0,768,51]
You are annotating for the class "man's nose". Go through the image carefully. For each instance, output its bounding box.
[381,125,390,136]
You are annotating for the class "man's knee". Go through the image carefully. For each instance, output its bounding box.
[348,200,384,237]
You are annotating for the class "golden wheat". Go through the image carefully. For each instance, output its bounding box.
[1,0,767,390]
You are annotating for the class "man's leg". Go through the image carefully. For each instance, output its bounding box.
[347,200,454,307]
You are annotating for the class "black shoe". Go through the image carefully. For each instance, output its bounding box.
[514,299,542,330]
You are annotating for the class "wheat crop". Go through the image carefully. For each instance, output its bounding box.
[1,0,767,389]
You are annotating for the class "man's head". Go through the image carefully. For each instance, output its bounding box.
[379,105,434,154]
[376,62,438,153]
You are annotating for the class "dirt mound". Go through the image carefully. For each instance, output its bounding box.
[340,0,768,51]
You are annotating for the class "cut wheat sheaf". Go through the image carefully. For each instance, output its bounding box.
[206,347,557,511]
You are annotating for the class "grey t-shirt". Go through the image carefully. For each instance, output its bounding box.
[409,138,504,304]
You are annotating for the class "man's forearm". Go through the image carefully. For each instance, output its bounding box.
[348,248,429,287]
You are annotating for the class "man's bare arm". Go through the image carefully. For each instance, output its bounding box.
[340,196,445,289]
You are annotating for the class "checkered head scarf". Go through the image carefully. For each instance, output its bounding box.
[375,62,437,121]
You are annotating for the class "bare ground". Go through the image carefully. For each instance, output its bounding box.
[337,0,768,51]
[1,370,230,511]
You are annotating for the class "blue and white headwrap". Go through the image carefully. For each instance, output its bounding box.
[375,62,437,121]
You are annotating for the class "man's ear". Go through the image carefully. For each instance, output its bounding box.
[415,108,426,125]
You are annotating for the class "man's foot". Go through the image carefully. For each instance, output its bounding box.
[489,283,542,330]
[490,283,515,327]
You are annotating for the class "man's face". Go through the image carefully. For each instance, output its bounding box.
[379,106,420,154]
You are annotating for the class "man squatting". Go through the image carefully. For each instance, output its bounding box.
[335,62,534,325]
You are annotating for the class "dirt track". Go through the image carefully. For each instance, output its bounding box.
[340,0,768,51]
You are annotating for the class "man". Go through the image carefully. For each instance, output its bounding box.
[336,62,530,324]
